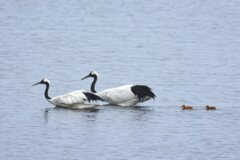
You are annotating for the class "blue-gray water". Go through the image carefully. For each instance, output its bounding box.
[1,0,240,159]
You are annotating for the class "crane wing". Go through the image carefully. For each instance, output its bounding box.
[49,90,103,107]
[49,90,87,106]
[97,85,137,105]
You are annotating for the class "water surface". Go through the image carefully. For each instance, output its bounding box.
[1,0,240,159]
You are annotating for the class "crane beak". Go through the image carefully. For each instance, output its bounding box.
[32,81,41,86]
[81,74,90,80]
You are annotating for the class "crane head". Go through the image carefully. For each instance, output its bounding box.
[32,78,50,86]
[81,71,98,80]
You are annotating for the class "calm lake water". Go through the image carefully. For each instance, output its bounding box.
[1,0,240,159]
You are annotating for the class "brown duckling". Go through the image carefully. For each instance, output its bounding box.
[205,105,216,110]
[181,105,193,110]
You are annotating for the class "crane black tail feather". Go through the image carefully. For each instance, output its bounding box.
[131,85,156,101]
[83,92,104,102]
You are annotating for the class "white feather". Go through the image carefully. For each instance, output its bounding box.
[48,90,88,107]
[96,85,144,106]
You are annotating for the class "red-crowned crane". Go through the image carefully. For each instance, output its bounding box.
[33,78,103,108]
[81,71,155,106]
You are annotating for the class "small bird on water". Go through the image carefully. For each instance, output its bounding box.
[181,105,193,110]
[205,105,216,110]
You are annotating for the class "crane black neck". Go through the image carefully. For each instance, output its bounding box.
[44,82,51,99]
[91,75,98,93]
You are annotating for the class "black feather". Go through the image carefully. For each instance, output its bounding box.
[131,85,156,100]
[83,92,104,102]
